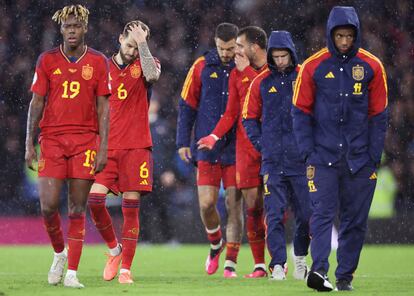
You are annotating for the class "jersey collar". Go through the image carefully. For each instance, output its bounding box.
[60,45,88,63]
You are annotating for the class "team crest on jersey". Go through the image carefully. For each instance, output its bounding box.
[38,159,45,172]
[130,64,141,78]
[306,165,315,180]
[352,65,364,81]
[82,64,93,80]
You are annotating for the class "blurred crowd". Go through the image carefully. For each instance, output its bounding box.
[0,0,413,240]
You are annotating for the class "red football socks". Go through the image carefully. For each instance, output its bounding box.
[225,242,241,263]
[121,199,140,270]
[206,226,222,246]
[43,211,65,253]
[67,213,86,271]
[246,207,266,264]
[88,193,118,249]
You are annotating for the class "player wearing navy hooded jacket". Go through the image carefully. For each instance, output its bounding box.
[176,23,244,277]
[242,31,311,280]
[292,6,388,292]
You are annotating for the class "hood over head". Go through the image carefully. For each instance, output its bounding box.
[327,6,360,57]
[267,30,298,71]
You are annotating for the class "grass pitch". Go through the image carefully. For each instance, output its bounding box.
[0,244,413,295]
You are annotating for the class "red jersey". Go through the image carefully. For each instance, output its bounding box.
[31,45,110,136]
[107,56,161,150]
[212,65,268,149]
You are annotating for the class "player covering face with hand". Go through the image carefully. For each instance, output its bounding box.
[88,20,160,285]
[198,26,269,278]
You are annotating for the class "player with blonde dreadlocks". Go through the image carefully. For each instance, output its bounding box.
[26,4,110,288]
[52,4,90,25]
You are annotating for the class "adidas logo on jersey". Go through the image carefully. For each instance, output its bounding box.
[242,77,249,83]
[325,72,335,78]
[53,68,62,75]
[369,172,377,180]
[140,180,149,185]
[268,86,277,93]
[210,72,218,78]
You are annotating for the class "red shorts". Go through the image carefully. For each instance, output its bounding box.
[94,148,153,194]
[236,143,261,189]
[197,161,236,189]
[38,133,98,179]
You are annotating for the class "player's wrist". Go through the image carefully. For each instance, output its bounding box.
[209,134,219,141]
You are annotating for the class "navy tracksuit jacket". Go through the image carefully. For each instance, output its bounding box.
[242,30,311,268]
[292,6,388,281]
[176,49,236,165]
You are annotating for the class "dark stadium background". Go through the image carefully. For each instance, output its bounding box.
[0,0,413,244]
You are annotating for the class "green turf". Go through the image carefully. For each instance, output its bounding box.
[0,244,413,295]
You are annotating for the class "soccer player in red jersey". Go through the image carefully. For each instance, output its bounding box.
[88,20,160,285]
[25,4,110,288]
[198,26,269,278]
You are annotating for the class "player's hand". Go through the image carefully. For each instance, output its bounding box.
[235,53,250,72]
[129,23,148,44]
[93,150,107,174]
[197,134,219,150]
[178,147,192,163]
[25,143,37,171]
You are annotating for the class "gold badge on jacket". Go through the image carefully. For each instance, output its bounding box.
[130,64,141,78]
[82,64,93,80]
[352,65,364,81]
[306,165,315,180]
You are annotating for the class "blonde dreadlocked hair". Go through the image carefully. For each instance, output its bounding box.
[52,4,89,25]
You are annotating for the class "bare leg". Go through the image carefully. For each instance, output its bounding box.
[39,177,64,218]
[225,186,243,243]
[198,185,220,230]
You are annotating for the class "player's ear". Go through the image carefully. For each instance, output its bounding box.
[252,43,259,52]
[119,34,124,44]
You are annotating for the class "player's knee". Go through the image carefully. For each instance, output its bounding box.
[40,206,58,218]
[69,204,87,215]
[199,201,215,215]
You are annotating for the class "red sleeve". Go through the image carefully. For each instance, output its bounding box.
[242,71,268,120]
[292,61,316,114]
[212,70,240,138]
[96,55,111,96]
[180,56,205,109]
[363,57,388,117]
[30,54,49,96]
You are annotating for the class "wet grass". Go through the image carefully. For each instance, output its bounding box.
[0,244,413,295]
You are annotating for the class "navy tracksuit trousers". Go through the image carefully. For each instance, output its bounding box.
[308,159,377,281]
[264,173,312,268]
